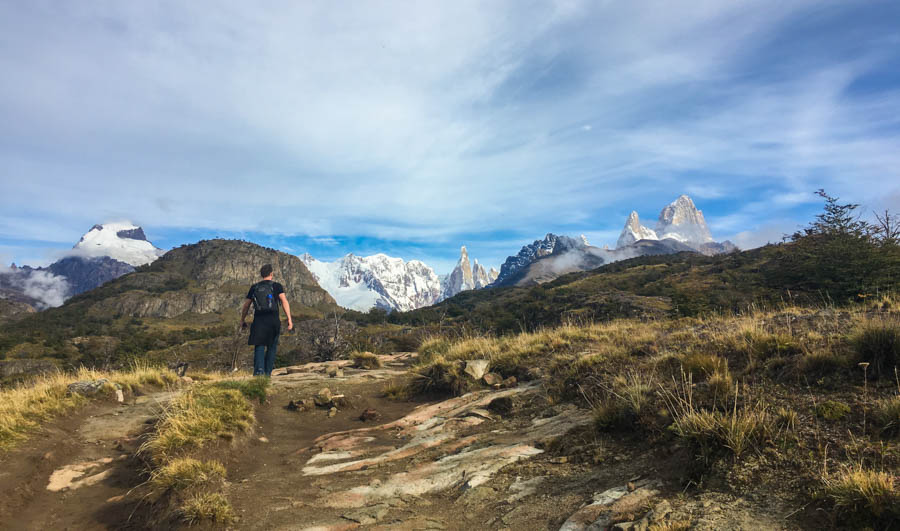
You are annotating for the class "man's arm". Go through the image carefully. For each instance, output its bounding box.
[240,299,252,329]
[278,293,293,331]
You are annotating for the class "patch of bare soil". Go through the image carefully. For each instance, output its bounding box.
[0,390,178,530]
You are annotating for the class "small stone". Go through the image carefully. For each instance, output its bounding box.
[259,437,270,443]
[627,481,636,492]
[463,359,491,380]
[328,407,338,418]
[359,408,380,422]
[180,376,194,384]
[549,456,568,464]
[115,389,125,403]
[483,372,502,386]
[314,388,333,407]
[501,376,517,388]
[285,400,300,411]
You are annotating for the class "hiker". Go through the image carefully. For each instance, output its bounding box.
[240,264,293,376]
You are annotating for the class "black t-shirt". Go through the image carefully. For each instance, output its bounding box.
[247,281,285,316]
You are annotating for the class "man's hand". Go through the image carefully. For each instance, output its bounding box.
[287,321,294,332]
[241,320,248,330]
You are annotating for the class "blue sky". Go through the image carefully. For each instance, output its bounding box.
[1,1,899,274]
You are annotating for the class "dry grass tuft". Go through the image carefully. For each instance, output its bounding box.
[852,320,900,379]
[180,492,234,525]
[141,384,255,462]
[823,465,899,523]
[0,362,179,452]
[351,351,382,369]
[873,396,900,436]
[149,458,226,494]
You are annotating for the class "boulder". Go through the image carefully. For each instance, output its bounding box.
[67,378,113,396]
[463,360,490,380]
[483,372,502,386]
[314,388,333,407]
[502,376,518,388]
[487,396,514,416]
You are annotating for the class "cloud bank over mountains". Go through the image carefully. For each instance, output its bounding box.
[1,1,899,267]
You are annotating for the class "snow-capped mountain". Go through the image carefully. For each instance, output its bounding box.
[616,195,732,254]
[73,222,164,266]
[491,234,586,287]
[301,253,443,312]
[616,212,659,248]
[441,247,498,299]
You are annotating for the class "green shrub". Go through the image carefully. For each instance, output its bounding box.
[816,400,851,421]
[852,322,900,379]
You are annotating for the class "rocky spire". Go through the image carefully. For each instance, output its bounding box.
[441,246,475,299]
[616,211,658,249]
[473,259,491,289]
[655,195,713,244]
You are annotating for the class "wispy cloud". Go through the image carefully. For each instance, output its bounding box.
[1,1,899,270]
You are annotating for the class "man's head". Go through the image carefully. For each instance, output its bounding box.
[260,264,274,279]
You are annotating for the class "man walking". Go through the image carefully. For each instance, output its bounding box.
[241,264,293,376]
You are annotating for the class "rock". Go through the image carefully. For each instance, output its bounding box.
[457,486,495,506]
[487,396,514,416]
[483,372,502,386]
[180,376,194,384]
[342,504,389,525]
[328,407,338,418]
[550,456,568,464]
[502,376,517,388]
[327,366,344,378]
[359,408,380,422]
[285,400,300,411]
[115,389,124,403]
[67,379,112,396]
[259,437,270,443]
[463,359,490,380]
[315,388,333,407]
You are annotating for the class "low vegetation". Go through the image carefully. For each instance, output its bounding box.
[403,299,900,528]
[140,377,266,525]
[0,362,179,452]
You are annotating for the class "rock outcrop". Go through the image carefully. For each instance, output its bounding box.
[84,239,337,319]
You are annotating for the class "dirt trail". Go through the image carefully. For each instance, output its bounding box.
[0,390,178,531]
[225,355,597,530]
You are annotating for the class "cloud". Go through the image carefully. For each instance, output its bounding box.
[21,270,70,309]
[1,1,899,266]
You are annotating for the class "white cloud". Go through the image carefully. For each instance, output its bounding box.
[0,0,898,261]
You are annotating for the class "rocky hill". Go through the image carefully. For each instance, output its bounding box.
[80,239,337,319]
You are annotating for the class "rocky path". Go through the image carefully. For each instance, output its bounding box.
[0,389,178,530]
[225,355,602,530]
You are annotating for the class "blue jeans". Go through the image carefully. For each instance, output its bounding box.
[253,333,279,376]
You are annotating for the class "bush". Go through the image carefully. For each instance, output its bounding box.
[150,458,225,494]
[681,352,726,381]
[823,465,899,526]
[816,400,851,421]
[180,492,234,525]
[407,356,473,396]
[212,377,269,402]
[852,322,900,379]
[873,396,900,436]
[418,336,451,364]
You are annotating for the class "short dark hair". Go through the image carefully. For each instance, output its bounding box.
[260,264,273,278]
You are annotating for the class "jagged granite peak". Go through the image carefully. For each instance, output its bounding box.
[473,259,492,289]
[616,211,659,249]
[655,195,713,244]
[302,252,442,312]
[73,222,164,266]
[491,234,584,287]
[441,246,476,300]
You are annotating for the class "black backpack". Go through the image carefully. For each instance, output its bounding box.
[251,281,279,314]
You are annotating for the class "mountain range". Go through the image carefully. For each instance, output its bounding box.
[490,195,736,288]
[301,246,497,312]
[1,194,733,315]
